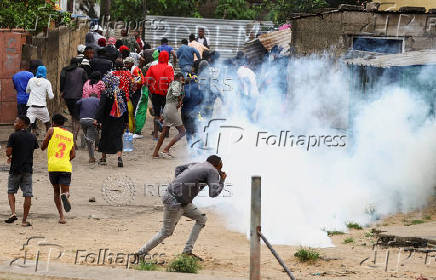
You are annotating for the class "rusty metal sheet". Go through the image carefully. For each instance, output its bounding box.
[0,31,26,124]
[258,28,292,51]
[345,49,436,67]
[0,101,17,124]
[0,79,16,102]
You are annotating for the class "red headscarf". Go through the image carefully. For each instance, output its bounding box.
[98,38,107,47]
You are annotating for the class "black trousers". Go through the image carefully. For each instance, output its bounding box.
[17,104,28,116]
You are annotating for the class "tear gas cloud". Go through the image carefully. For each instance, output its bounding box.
[191,53,436,247]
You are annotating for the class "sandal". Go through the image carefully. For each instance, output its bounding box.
[21,221,32,227]
[4,215,17,224]
[61,193,71,212]
[160,152,174,159]
[98,158,107,165]
[58,219,66,224]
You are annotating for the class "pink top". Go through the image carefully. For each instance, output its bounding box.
[82,80,105,98]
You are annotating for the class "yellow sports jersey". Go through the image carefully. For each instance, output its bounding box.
[47,127,74,172]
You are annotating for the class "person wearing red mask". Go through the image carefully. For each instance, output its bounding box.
[145,51,174,140]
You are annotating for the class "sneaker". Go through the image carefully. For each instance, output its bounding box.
[61,193,71,212]
[4,215,17,224]
[133,134,144,139]
[118,157,123,168]
[98,158,107,165]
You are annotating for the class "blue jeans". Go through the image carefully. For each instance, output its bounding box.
[181,65,193,78]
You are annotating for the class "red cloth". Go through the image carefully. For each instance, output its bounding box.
[136,38,143,50]
[119,45,129,52]
[145,51,174,95]
[112,70,133,100]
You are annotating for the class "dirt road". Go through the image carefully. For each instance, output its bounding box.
[0,120,435,279]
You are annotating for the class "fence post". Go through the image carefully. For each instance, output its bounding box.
[250,176,261,280]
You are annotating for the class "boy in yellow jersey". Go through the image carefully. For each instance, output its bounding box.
[41,114,76,224]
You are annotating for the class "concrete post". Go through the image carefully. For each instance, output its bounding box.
[250,176,261,280]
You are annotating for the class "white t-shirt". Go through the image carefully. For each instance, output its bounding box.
[237,66,259,97]
[26,77,54,107]
[197,37,210,47]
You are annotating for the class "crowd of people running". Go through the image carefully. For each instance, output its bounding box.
[6,24,288,227]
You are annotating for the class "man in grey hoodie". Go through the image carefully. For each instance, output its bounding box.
[137,155,227,260]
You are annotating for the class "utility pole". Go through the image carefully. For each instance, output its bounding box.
[250,176,261,280]
[100,0,111,24]
[142,0,147,41]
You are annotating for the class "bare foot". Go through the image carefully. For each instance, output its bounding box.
[21,221,32,227]
[58,219,66,224]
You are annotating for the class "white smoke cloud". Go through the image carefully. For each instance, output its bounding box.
[191,54,436,247]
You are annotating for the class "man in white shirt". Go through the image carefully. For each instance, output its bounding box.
[92,25,105,42]
[237,62,260,120]
[26,66,54,133]
[197,28,210,49]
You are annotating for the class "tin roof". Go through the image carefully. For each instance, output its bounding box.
[244,28,292,63]
[344,49,436,67]
[257,28,292,51]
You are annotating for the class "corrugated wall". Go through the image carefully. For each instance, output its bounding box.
[144,15,274,61]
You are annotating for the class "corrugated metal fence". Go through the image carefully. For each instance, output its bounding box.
[141,16,275,61]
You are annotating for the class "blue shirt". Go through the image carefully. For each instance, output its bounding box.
[157,44,173,54]
[76,97,100,119]
[176,45,201,67]
[12,71,34,104]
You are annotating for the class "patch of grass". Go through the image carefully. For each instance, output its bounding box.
[294,248,320,262]
[343,237,354,244]
[364,232,374,238]
[424,215,432,220]
[327,230,345,236]
[410,219,425,225]
[136,261,159,271]
[166,254,201,273]
[346,222,363,230]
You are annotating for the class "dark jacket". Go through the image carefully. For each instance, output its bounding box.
[90,57,113,77]
[182,80,203,113]
[60,65,88,99]
[104,45,119,63]
[167,161,224,205]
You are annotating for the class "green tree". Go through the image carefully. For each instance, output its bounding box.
[0,0,71,32]
[215,0,260,20]
[110,0,202,21]
[269,0,328,24]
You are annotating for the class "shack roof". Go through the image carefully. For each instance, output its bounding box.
[344,49,436,67]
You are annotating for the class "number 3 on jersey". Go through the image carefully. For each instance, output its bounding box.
[55,142,66,158]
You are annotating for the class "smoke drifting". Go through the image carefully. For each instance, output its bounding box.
[192,54,436,247]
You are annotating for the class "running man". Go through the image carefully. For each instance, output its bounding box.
[41,114,75,224]
[5,116,38,226]
[137,155,227,260]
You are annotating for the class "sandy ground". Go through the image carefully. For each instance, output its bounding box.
[0,119,435,280]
